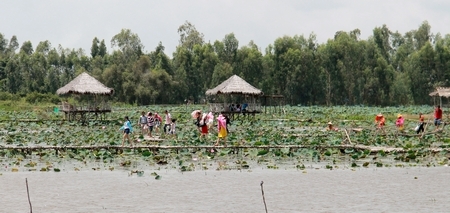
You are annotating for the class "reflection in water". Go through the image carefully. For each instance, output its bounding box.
[1,167,450,212]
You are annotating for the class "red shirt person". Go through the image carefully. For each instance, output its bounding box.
[434,105,443,127]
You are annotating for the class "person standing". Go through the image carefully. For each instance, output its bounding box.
[195,111,203,132]
[395,114,404,131]
[164,110,172,134]
[375,113,386,134]
[416,113,425,134]
[138,111,148,135]
[154,113,162,134]
[169,118,177,135]
[434,105,443,130]
[224,115,231,133]
[147,112,155,137]
[200,113,208,138]
[119,116,133,147]
[375,113,385,128]
[214,114,227,146]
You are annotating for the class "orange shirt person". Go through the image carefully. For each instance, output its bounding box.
[375,113,385,128]
[416,113,425,134]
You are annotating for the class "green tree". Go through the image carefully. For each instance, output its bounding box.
[0,33,7,54]
[102,64,124,101]
[98,39,107,57]
[177,21,204,51]
[211,62,233,87]
[91,37,99,58]
[192,43,219,91]
[4,55,22,93]
[35,40,51,55]
[148,42,173,75]
[234,41,263,87]
[414,21,431,50]
[6,35,19,56]
[406,42,435,104]
[111,29,144,62]
[20,41,33,55]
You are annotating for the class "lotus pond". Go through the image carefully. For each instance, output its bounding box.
[1,105,449,174]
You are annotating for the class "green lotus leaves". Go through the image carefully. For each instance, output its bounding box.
[0,105,449,172]
[257,150,269,156]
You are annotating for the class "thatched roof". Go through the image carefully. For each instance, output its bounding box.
[205,75,263,95]
[429,87,450,97]
[56,72,114,95]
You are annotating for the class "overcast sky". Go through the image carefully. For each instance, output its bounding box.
[1,0,450,56]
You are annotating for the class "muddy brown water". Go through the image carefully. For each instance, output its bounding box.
[1,166,450,213]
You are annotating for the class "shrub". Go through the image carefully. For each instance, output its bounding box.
[0,92,20,101]
[25,92,61,104]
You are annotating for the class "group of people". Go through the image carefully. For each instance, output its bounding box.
[373,105,443,134]
[326,105,444,135]
[119,106,445,147]
[119,109,232,147]
[193,110,230,146]
[119,110,176,147]
[229,103,248,112]
[137,110,176,136]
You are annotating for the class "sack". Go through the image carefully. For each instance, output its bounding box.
[414,125,420,132]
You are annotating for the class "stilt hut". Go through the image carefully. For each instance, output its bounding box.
[429,87,450,120]
[206,75,263,120]
[56,72,114,122]
[429,87,450,106]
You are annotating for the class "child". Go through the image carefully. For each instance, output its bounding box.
[119,116,133,147]
[416,113,425,134]
[164,110,172,134]
[224,115,231,133]
[138,111,148,135]
[169,118,177,135]
[195,111,203,132]
[154,113,162,134]
[147,112,155,137]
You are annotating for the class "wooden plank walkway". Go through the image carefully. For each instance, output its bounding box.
[0,144,448,154]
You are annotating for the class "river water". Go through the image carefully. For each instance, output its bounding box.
[1,166,450,213]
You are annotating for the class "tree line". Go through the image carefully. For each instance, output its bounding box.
[0,20,449,106]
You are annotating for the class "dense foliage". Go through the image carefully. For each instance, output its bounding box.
[0,21,449,106]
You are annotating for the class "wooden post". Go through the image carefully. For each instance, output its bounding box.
[260,181,268,213]
[26,178,32,213]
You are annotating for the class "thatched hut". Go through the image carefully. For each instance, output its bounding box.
[57,72,113,121]
[57,72,114,96]
[206,75,263,115]
[429,87,450,105]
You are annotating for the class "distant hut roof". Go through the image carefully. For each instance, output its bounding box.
[429,87,450,98]
[56,72,114,95]
[205,75,263,95]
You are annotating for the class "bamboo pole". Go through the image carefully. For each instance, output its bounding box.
[26,178,32,213]
[344,129,353,145]
[260,181,268,213]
